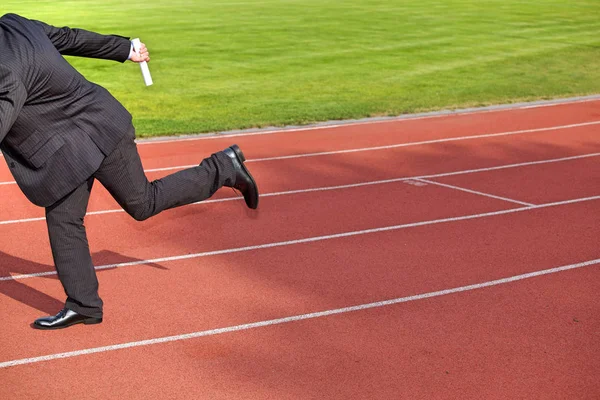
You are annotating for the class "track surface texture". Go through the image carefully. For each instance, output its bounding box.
[1,98,599,399]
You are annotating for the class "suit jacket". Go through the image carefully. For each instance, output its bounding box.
[0,13,133,207]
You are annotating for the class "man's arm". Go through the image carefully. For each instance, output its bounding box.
[31,17,132,62]
[0,64,26,143]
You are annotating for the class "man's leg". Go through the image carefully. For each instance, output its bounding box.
[44,178,103,319]
[93,127,252,221]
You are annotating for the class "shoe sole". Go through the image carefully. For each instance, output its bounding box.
[230,144,259,209]
[32,318,103,330]
[230,144,246,162]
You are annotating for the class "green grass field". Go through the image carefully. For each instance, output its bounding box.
[2,0,600,137]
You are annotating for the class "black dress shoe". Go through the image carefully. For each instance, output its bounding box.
[223,144,259,209]
[33,308,102,330]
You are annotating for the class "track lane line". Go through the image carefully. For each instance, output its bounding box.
[1,257,598,369]
[1,152,599,226]
[416,178,536,206]
[0,121,599,185]
[2,195,599,282]
[248,121,600,162]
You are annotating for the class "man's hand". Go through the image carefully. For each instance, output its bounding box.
[129,41,150,63]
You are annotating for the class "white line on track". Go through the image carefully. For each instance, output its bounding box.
[416,178,536,206]
[0,120,599,185]
[2,194,599,282]
[1,152,599,226]
[248,121,600,162]
[415,152,600,179]
[1,257,599,369]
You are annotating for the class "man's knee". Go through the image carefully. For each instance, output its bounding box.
[124,203,152,221]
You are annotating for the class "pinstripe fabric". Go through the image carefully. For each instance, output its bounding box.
[94,127,236,222]
[47,129,235,317]
[1,14,238,317]
[45,179,103,318]
[0,13,132,207]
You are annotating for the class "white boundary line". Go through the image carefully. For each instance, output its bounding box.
[1,152,599,226]
[416,178,536,206]
[133,95,600,145]
[2,194,599,282]
[1,257,599,369]
[248,121,600,162]
[0,120,599,186]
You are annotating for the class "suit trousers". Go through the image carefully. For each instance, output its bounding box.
[45,127,236,318]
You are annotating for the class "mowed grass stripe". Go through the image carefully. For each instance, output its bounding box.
[2,0,599,136]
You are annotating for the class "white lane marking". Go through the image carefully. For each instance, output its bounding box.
[248,121,600,162]
[1,257,599,369]
[419,152,600,179]
[1,120,599,185]
[2,195,599,282]
[0,209,124,226]
[133,96,600,144]
[144,165,196,173]
[1,152,599,226]
[0,216,47,225]
[404,179,428,187]
[416,178,536,206]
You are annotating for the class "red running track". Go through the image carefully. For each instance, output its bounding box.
[0,98,599,399]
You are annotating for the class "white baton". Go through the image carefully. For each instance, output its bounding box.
[132,38,153,86]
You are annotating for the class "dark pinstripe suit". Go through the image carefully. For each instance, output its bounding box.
[0,13,236,318]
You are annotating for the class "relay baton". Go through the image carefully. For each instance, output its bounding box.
[132,38,153,86]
